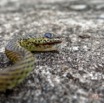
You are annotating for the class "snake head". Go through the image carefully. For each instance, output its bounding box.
[19,36,62,52]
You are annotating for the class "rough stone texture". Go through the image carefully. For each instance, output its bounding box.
[0,0,104,103]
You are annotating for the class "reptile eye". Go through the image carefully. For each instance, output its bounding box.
[44,33,53,39]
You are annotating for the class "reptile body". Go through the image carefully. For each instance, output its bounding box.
[0,34,62,91]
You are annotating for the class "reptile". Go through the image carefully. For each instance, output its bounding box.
[0,33,62,92]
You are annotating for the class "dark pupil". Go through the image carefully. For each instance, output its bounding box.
[44,33,53,39]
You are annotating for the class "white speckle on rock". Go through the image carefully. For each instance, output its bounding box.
[72,46,79,51]
[4,23,11,29]
[14,17,20,21]
[0,47,5,52]
[70,4,87,10]
[53,75,60,84]
[82,45,88,51]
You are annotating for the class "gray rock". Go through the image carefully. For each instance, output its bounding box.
[0,0,104,103]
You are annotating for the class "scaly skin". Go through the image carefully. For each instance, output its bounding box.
[0,36,62,92]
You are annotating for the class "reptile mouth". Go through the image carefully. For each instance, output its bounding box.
[42,40,62,45]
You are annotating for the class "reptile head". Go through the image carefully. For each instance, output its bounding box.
[19,37,62,52]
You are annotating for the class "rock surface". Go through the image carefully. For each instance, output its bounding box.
[0,0,104,103]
